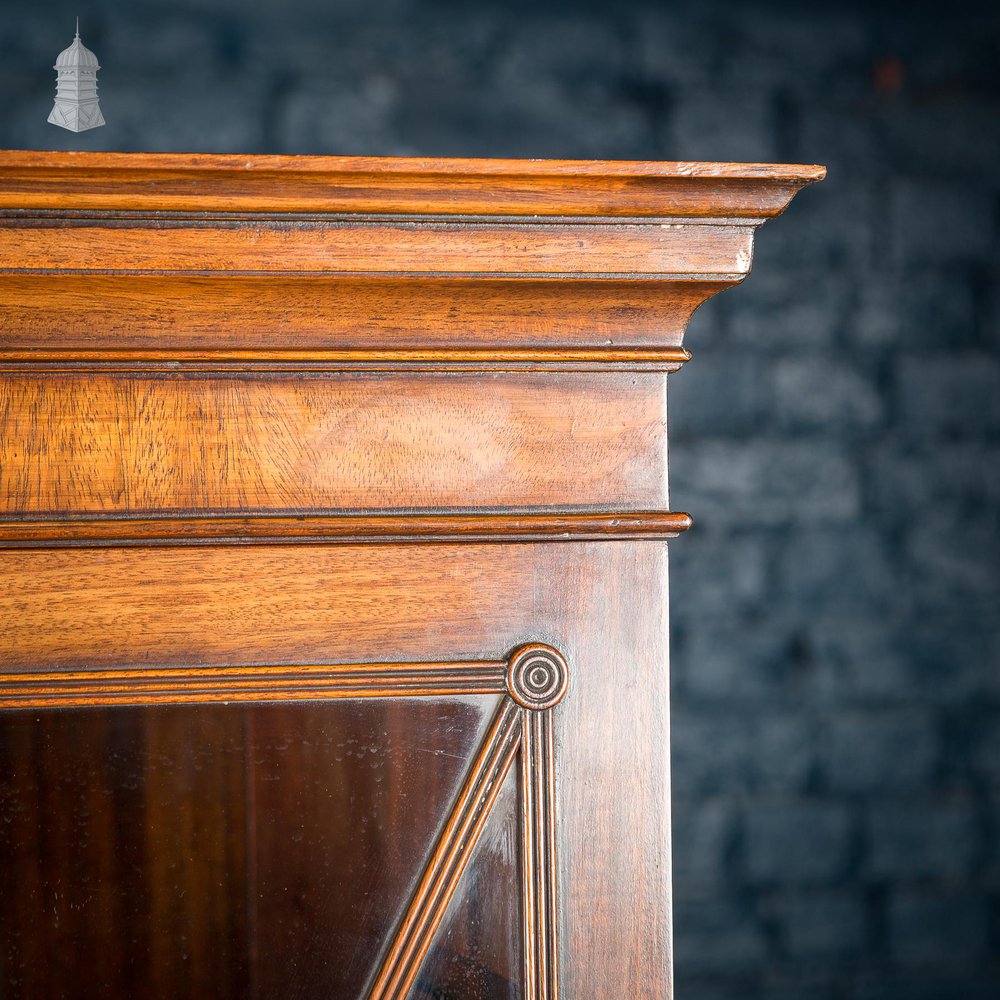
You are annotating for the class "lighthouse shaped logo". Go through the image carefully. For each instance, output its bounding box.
[48,19,105,132]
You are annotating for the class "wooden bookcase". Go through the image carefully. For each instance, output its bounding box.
[0,151,823,1000]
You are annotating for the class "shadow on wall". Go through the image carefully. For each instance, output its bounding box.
[2,0,999,997]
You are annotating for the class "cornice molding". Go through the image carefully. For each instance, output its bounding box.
[0,154,823,370]
[0,150,825,218]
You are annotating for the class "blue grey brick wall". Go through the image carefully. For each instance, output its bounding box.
[2,2,998,997]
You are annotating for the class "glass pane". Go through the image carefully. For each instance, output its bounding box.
[0,696,499,1000]
[408,765,522,1000]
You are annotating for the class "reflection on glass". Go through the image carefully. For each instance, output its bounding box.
[0,696,505,1000]
[408,766,522,1000]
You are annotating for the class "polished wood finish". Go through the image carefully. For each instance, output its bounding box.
[0,152,822,999]
[0,511,692,548]
[0,150,824,217]
[0,660,509,708]
[0,540,673,999]
[0,219,756,277]
[0,275,718,358]
[0,153,822,383]
[0,373,669,520]
[0,645,566,1000]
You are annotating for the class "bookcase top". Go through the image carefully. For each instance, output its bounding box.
[0,149,825,218]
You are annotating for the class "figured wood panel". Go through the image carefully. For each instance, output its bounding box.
[0,544,569,671]
[0,373,667,517]
[0,221,755,278]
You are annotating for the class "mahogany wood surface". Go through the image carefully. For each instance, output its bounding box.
[0,152,822,999]
[0,511,692,547]
[0,372,668,518]
[0,276,720,355]
[0,219,756,278]
[0,150,824,216]
[0,540,670,1000]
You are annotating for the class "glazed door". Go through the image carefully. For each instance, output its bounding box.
[0,542,671,1000]
[0,665,550,999]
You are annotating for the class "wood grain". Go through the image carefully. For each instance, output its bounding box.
[0,372,667,517]
[0,275,721,356]
[0,150,825,217]
[0,540,675,998]
[0,220,756,278]
[0,151,826,1000]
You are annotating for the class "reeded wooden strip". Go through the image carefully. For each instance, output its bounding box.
[0,661,507,709]
[369,697,522,1000]
[0,511,692,547]
[0,151,826,217]
[0,221,756,278]
[522,710,561,1000]
[0,373,668,517]
[0,275,722,353]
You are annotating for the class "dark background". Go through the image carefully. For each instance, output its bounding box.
[2,0,999,997]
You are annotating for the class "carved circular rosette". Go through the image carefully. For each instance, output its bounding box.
[505,644,569,711]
